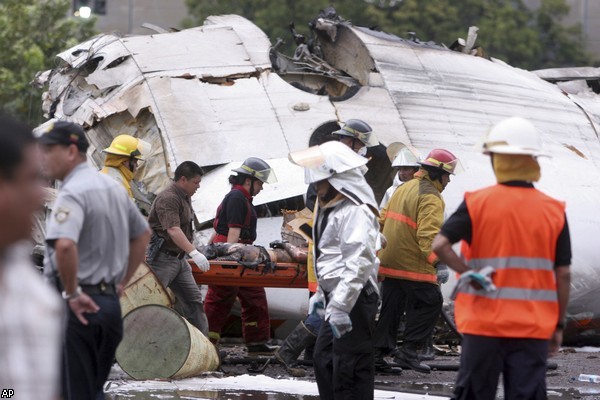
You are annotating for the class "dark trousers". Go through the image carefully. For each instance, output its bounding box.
[400,279,442,346]
[373,278,407,354]
[62,293,123,400]
[453,334,549,400]
[205,285,270,344]
[313,288,378,400]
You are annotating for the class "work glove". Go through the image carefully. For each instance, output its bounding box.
[189,249,210,272]
[327,306,352,339]
[451,265,496,300]
[308,291,326,319]
[269,240,288,250]
[436,264,450,284]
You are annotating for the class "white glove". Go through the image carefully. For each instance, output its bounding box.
[308,291,326,319]
[327,307,352,339]
[189,249,210,272]
[436,264,450,284]
[451,266,496,300]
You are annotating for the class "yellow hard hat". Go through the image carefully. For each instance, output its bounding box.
[103,135,151,160]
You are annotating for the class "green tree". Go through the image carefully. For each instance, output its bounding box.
[184,0,593,70]
[0,0,96,125]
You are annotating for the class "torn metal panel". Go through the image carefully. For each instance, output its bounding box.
[532,67,600,81]
[204,15,272,68]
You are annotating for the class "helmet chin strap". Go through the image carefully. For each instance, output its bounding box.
[248,177,257,197]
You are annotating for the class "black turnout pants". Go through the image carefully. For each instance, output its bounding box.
[373,277,407,354]
[452,334,549,400]
[313,288,379,400]
[399,279,442,347]
[62,293,123,400]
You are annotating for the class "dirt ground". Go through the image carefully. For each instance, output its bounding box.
[216,345,600,399]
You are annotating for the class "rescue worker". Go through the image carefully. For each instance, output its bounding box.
[289,141,380,400]
[432,117,571,400]
[373,142,422,372]
[40,121,151,400]
[101,134,154,215]
[146,161,211,335]
[331,118,379,157]
[204,157,278,354]
[379,142,421,209]
[276,119,379,376]
[378,148,460,373]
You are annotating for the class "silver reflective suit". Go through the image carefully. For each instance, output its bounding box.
[313,168,381,316]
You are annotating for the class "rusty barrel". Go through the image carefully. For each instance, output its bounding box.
[116,304,219,379]
[120,262,173,317]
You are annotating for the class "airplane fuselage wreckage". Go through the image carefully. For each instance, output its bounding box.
[36,10,600,344]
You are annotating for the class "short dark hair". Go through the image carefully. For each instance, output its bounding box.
[228,174,251,186]
[174,161,203,181]
[0,115,35,180]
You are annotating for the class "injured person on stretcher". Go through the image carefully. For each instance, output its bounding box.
[198,241,308,269]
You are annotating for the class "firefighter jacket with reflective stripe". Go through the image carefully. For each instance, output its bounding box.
[378,171,443,284]
[455,184,565,339]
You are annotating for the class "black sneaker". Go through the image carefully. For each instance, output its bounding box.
[247,343,278,356]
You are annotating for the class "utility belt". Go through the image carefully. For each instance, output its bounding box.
[81,282,117,296]
[159,248,186,260]
[147,231,187,262]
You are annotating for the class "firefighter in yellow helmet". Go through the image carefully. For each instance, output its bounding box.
[101,135,154,215]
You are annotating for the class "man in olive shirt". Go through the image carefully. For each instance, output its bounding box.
[147,161,210,334]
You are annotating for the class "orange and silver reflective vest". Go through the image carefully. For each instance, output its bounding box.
[455,184,565,339]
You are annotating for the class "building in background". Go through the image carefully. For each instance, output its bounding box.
[525,0,600,58]
[73,0,188,35]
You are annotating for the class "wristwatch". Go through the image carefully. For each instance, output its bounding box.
[62,286,82,300]
[556,320,566,330]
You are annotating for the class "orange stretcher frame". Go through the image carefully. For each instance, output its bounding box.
[190,260,309,288]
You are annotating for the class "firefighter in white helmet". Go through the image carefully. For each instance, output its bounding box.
[101,134,154,214]
[289,141,380,400]
[379,142,422,209]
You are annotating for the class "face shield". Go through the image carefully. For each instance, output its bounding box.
[422,156,465,175]
[237,164,278,184]
[289,141,369,184]
[133,138,152,160]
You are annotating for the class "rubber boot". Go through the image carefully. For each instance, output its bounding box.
[419,336,436,361]
[394,343,431,374]
[274,321,316,377]
[246,343,278,356]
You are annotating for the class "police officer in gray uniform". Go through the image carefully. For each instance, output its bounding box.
[40,121,151,400]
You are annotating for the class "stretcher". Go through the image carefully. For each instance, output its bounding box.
[190,260,308,288]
